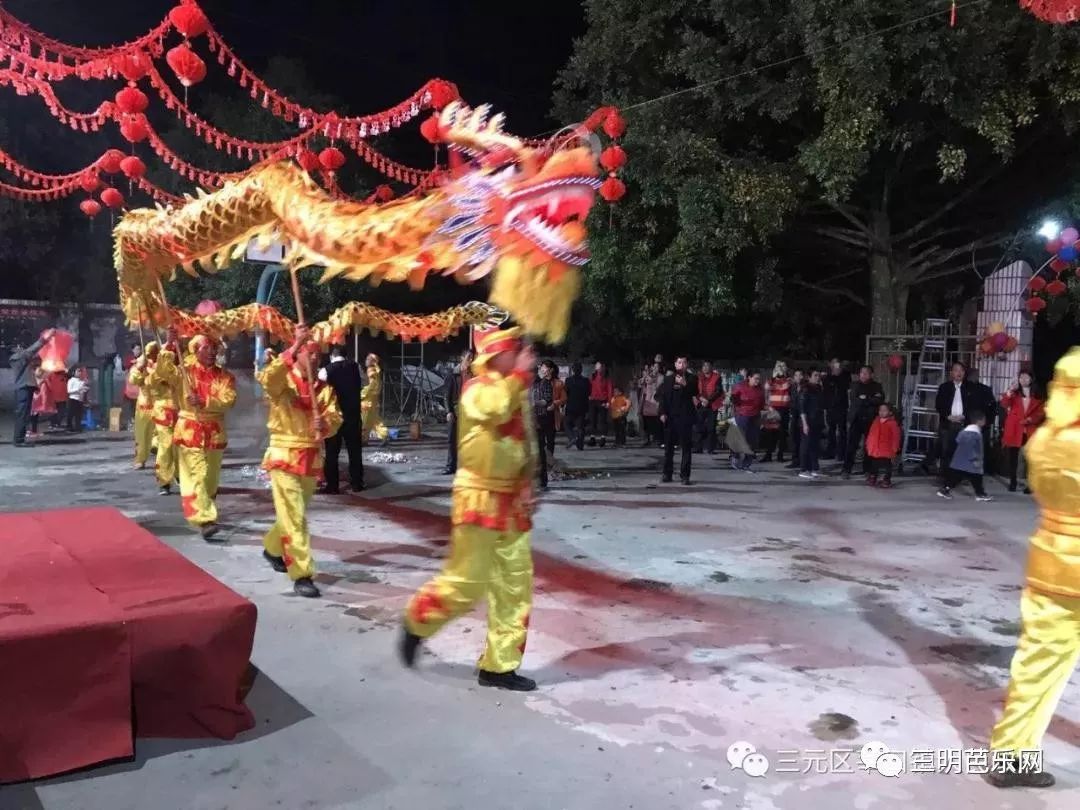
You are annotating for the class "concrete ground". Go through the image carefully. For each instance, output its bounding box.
[0,409,1078,810]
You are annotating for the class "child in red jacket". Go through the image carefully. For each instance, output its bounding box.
[864,403,901,488]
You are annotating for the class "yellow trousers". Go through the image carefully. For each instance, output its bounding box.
[990,588,1080,754]
[154,424,177,488]
[405,523,533,673]
[178,446,223,527]
[133,411,154,466]
[263,470,317,580]
[362,405,389,441]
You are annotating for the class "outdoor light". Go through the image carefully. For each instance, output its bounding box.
[1038,220,1062,241]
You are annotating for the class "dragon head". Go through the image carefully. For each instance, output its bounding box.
[435,102,601,342]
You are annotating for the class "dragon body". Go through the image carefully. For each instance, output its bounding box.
[115,103,601,343]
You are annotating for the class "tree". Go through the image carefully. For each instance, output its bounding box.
[555,0,1080,348]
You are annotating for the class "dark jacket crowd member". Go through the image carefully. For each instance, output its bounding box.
[864,403,902,488]
[938,411,991,500]
[320,345,365,493]
[532,360,558,489]
[966,368,1000,476]
[764,361,793,463]
[822,358,851,459]
[659,356,698,485]
[842,365,885,478]
[1000,371,1044,493]
[442,350,473,475]
[929,362,976,473]
[587,362,613,447]
[9,329,55,447]
[785,369,805,469]
[730,372,766,471]
[564,362,590,450]
[694,361,724,454]
[797,370,824,477]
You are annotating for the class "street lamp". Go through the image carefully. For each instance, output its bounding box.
[1037,220,1061,241]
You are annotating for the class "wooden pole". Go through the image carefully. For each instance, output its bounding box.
[288,269,320,432]
[133,298,146,352]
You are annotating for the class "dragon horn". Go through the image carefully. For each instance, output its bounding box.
[440,101,522,153]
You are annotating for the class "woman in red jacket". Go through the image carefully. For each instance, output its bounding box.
[1001,371,1045,493]
[588,361,613,447]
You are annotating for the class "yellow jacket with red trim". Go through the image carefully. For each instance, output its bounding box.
[127,358,156,414]
[138,355,182,427]
[257,350,343,477]
[154,346,237,450]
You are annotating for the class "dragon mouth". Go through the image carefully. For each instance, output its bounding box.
[504,177,600,265]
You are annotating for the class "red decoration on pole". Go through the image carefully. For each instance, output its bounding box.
[318,146,345,172]
[167,43,207,87]
[120,155,146,179]
[420,114,441,144]
[120,115,149,143]
[426,79,459,110]
[602,110,627,139]
[599,175,626,203]
[600,145,627,172]
[375,184,394,202]
[115,86,149,114]
[1028,275,1048,292]
[79,199,102,217]
[168,2,210,39]
[1046,279,1068,296]
[296,148,320,173]
[79,172,101,193]
[1026,297,1047,314]
[100,186,124,208]
[99,149,126,173]
[112,51,153,83]
[887,354,904,371]
[1020,0,1080,24]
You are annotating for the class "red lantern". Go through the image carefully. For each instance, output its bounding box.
[375,184,394,202]
[1046,279,1068,297]
[115,86,149,115]
[296,149,320,173]
[1028,275,1047,292]
[120,156,146,179]
[1046,238,1062,254]
[1004,336,1018,353]
[603,110,627,139]
[79,199,102,218]
[167,43,207,88]
[599,175,626,203]
[979,338,994,356]
[79,172,101,193]
[887,354,903,371]
[1026,297,1047,314]
[420,114,441,144]
[100,187,124,209]
[1050,257,1070,273]
[1020,0,1080,24]
[113,51,151,83]
[120,116,149,143]
[600,145,627,172]
[99,149,126,174]
[427,79,459,110]
[992,332,1010,352]
[319,147,346,172]
[169,2,210,39]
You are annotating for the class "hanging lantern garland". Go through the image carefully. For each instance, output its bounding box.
[1019,0,1080,24]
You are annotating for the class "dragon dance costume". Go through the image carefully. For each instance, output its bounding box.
[988,348,1080,789]
[155,336,237,537]
[126,343,158,469]
[136,341,181,492]
[257,346,342,598]
[402,327,539,689]
[361,356,389,442]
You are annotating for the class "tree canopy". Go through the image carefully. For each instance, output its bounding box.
[555,0,1080,358]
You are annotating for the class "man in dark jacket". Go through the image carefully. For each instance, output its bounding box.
[442,350,472,475]
[966,367,1000,475]
[842,365,884,479]
[532,359,558,489]
[929,362,977,473]
[822,358,850,459]
[659,355,699,485]
[321,345,364,493]
[564,362,590,451]
[10,329,54,447]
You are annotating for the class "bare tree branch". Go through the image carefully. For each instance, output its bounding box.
[812,226,870,250]
[825,200,875,240]
[790,278,867,307]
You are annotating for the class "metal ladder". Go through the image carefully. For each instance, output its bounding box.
[900,318,949,470]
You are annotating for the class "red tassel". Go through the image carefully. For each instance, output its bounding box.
[950,0,957,27]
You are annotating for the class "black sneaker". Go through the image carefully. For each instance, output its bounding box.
[984,765,1056,789]
[1008,481,1018,492]
[263,550,287,573]
[681,478,691,486]
[158,485,171,496]
[661,475,673,483]
[350,482,366,492]
[478,669,537,691]
[599,438,606,448]
[321,487,341,495]
[293,577,320,598]
[399,625,422,668]
[937,488,953,500]
[440,467,454,475]
[200,523,222,542]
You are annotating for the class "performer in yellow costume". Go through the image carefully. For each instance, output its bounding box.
[987,348,1080,789]
[361,353,390,444]
[156,331,237,540]
[140,341,182,495]
[399,327,539,691]
[257,327,342,599]
[126,342,158,469]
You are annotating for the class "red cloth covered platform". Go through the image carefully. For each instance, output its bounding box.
[0,507,257,784]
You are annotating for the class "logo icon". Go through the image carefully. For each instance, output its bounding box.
[727,741,770,778]
[860,741,904,777]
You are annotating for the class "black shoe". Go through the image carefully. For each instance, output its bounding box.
[1008,481,1018,492]
[293,577,320,598]
[777,456,785,464]
[158,485,171,496]
[263,550,287,573]
[200,523,222,542]
[587,437,597,447]
[321,487,341,495]
[478,669,537,691]
[984,765,1056,789]
[841,471,851,480]
[440,467,454,475]
[1024,486,1032,494]
[661,475,673,483]
[399,625,422,668]
[350,482,365,492]
[681,478,691,486]
[761,455,773,463]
